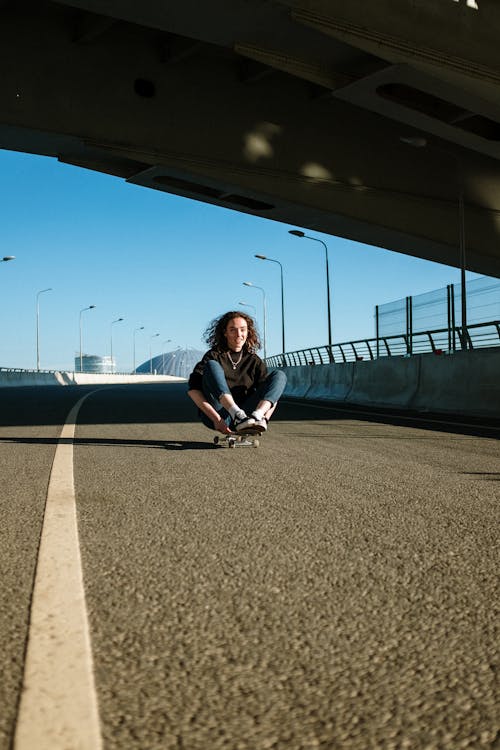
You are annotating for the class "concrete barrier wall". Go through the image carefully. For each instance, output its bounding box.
[0,371,186,388]
[281,348,500,418]
[281,365,313,399]
[349,356,420,409]
[410,350,500,417]
[305,362,355,401]
[0,371,66,387]
[70,373,186,385]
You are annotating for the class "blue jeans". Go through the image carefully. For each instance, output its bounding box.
[200,360,287,430]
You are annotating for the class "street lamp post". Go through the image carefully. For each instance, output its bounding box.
[243,281,267,358]
[255,254,285,355]
[79,305,96,372]
[289,230,332,355]
[150,333,160,374]
[400,136,468,350]
[110,317,124,373]
[132,326,145,373]
[36,287,52,371]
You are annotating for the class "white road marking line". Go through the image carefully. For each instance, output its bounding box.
[14,393,103,750]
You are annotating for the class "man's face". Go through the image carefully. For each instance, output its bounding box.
[224,317,248,352]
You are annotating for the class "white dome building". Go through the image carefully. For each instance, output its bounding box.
[135,347,203,379]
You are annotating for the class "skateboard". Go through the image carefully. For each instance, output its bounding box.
[213,431,261,448]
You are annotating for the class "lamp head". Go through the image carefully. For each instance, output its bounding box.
[243,281,253,287]
[255,254,267,260]
[2,255,15,261]
[288,230,305,237]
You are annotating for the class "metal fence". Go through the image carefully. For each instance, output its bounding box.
[375,276,500,355]
[265,319,500,368]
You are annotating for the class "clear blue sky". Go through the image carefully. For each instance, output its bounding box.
[0,148,482,372]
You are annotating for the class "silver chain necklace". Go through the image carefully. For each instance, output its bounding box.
[227,350,243,369]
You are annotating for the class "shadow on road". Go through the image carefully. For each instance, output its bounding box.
[461,472,500,480]
[0,383,498,440]
[0,436,214,451]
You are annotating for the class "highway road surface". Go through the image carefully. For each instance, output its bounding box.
[0,382,498,750]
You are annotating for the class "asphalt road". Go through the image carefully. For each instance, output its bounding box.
[0,383,498,750]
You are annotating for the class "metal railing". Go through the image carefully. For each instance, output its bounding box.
[265,320,500,368]
[0,367,59,374]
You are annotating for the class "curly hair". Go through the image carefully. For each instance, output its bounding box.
[204,311,261,353]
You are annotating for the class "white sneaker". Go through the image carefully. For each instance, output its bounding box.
[252,417,267,433]
[234,414,256,433]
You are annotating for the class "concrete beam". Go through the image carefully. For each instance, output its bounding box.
[1,1,500,277]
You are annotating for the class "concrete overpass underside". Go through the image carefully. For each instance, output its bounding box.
[1,0,500,276]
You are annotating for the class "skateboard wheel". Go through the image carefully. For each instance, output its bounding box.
[253,439,259,448]
[213,436,220,445]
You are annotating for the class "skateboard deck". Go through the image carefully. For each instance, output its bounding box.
[213,432,261,448]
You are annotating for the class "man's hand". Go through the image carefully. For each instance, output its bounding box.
[214,416,232,434]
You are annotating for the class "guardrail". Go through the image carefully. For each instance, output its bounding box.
[265,320,500,368]
[0,367,163,375]
[0,367,60,373]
